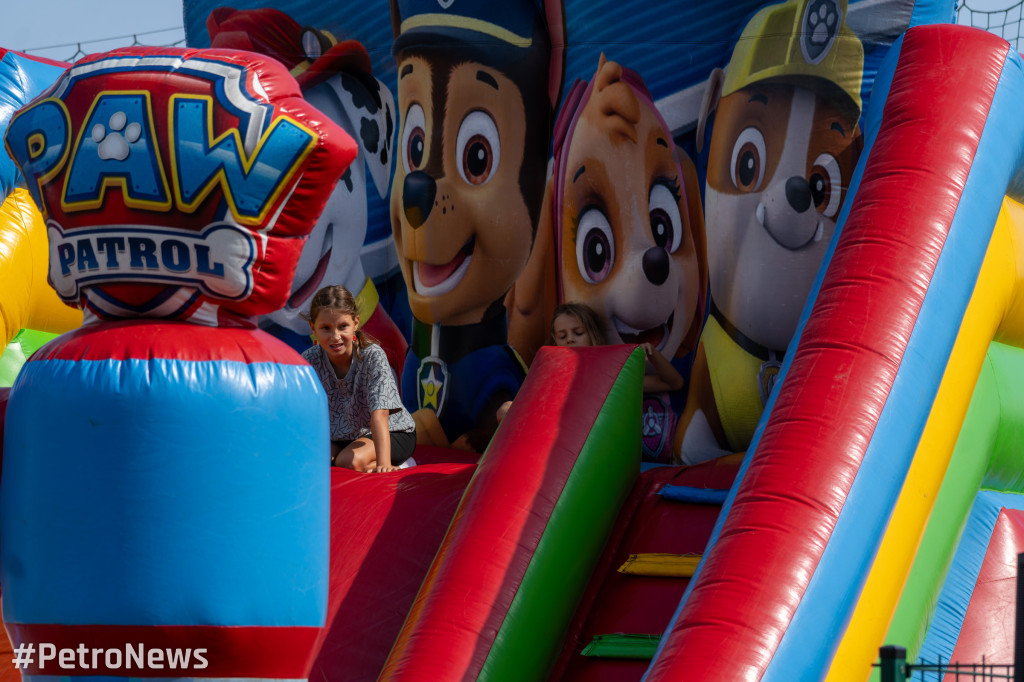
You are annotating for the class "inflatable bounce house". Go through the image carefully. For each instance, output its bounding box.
[3,0,1024,678]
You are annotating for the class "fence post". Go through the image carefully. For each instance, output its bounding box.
[1016,553,1024,682]
[879,645,907,682]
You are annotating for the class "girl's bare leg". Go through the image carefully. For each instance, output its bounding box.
[332,437,376,472]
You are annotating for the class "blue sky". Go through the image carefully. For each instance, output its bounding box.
[0,0,1014,65]
[0,1,186,63]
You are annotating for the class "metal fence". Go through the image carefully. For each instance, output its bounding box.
[877,645,1014,681]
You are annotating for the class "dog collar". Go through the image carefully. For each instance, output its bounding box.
[410,312,510,365]
[709,298,787,363]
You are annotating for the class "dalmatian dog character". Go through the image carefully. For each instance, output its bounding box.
[389,0,565,451]
[676,0,864,463]
[513,55,707,461]
[207,8,406,373]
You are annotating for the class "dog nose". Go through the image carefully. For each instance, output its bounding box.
[403,171,436,228]
[786,176,812,213]
[642,246,670,286]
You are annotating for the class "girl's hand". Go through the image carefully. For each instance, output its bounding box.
[374,464,401,473]
[451,434,475,451]
[640,342,685,393]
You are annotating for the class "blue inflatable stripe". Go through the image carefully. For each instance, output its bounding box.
[918,490,1024,665]
[1,357,329,627]
[764,50,1024,680]
[658,485,728,505]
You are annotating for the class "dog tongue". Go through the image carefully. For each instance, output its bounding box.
[416,248,468,288]
[620,325,665,348]
[288,246,332,309]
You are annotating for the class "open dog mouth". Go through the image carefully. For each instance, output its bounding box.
[412,237,475,296]
[288,223,333,310]
[614,311,674,352]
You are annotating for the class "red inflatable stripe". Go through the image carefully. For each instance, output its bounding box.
[379,344,635,681]
[30,321,307,364]
[647,25,1009,681]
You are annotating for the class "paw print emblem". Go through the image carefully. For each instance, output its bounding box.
[801,0,840,65]
[92,111,142,161]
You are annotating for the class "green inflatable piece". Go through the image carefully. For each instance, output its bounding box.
[1,328,59,387]
[478,347,644,681]
[581,633,661,659]
[878,341,1024,673]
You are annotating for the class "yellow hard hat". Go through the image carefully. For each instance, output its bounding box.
[722,0,864,120]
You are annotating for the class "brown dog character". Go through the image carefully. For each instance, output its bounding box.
[676,0,864,463]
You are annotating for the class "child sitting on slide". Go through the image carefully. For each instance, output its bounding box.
[497,302,683,422]
[303,285,416,472]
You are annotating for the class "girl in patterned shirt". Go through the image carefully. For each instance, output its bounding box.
[303,285,416,472]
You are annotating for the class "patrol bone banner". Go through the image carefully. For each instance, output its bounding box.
[182,0,923,460]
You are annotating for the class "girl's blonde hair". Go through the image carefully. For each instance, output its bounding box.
[549,302,606,346]
[305,285,378,358]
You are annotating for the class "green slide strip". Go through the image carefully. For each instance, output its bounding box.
[581,634,662,659]
[478,347,644,680]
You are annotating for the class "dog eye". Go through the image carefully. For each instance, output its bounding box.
[401,104,426,173]
[810,153,842,218]
[456,111,500,186]
[575,208,614,284]
[649,182,683,253]
[730,127,766,192]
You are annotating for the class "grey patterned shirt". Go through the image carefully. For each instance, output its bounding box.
[303,343,415,440]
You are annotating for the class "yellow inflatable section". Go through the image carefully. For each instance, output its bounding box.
[0,188,82,346]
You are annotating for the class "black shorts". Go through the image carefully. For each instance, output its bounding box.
[333,429,416,466]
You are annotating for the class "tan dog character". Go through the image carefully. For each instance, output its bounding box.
[511,55,707,461]
[555,57,705,362]
[389,0,565,450]
[677,0,864,463]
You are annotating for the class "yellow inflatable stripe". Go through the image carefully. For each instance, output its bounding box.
[0,189,82,345]
[617,553,702,578]
[996,199,1024,348]
[825,197,1023,681]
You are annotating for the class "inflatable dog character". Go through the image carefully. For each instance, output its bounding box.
[677,0,864,463]
[389,0,565,450]
[514,55,707,461]
[207,7,406,373]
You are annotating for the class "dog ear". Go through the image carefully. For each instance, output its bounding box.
[507,177,558,366]
[851,123,864,170]
[592,57,641,144]
[544,0,567,113]
[677,144,708,357]
[696,67,724,155]
[330,71,395,199]
[390,0,402,40]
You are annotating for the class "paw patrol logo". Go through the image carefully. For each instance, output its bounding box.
[8,54,317,229]
[4,49,323,314]
[641,393,677,463]
[417,355,449,416]
[758,359,782,405]
[801,0,841,65]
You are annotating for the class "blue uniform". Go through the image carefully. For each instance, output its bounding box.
[401,315,526,442]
